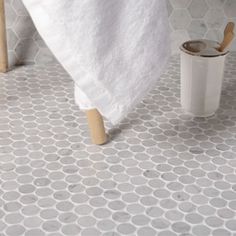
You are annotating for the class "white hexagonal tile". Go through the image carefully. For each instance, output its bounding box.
[188,0,209,18]
[15,38,39,62]
[12,0,28,16]
[205,29,223,42]
[7,29,19,50]
[35,48,57,64]
[169,9,191,30]
[169,0,191,9]
[207,0,226,8]
[205,8,226,28]
[14,15,36,39]
[187,20,207,39]
[33,32,47,48]
[5,1,17,28]
[224,0,236,17]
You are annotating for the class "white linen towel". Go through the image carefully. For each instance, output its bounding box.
[21,0,170,124]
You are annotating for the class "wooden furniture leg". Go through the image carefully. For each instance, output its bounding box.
[86,109,107,145]
[0,0,8,73]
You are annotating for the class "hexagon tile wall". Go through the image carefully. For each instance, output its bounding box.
[4,0,236,67]
[5,0,56,67]
[168,0,236,53]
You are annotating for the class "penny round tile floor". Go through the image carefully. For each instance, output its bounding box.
[0,53,236,236]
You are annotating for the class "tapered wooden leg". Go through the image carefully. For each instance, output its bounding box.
[0,0,8,73]
[86,109,107,145]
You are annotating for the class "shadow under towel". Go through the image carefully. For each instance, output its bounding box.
[21,0,170,124]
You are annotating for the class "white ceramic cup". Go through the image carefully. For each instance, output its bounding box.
[180,40,229,117]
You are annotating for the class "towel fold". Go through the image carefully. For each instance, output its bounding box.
[22,0,170,124]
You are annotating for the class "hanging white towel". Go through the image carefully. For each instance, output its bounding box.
[21,0,170,124]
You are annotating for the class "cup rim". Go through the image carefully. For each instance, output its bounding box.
[180,39,229,57]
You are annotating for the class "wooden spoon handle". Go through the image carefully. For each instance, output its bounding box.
[218,31,234,52]
[224,22,235,36]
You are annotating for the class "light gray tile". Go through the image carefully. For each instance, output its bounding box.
[0,54,236,236]
[188,0,209,18]
[224,0,236,17]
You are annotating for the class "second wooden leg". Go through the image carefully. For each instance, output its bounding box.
[0,0,8,73]
[85,109,107,145]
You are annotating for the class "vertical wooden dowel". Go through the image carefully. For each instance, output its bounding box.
[86,109,107,145]
[0,0,8,73]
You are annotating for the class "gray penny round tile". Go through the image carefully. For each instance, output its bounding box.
[1,54,236,235]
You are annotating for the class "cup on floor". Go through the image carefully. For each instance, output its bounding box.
[180,39,229,117]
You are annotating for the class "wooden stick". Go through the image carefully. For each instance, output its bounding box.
[85,109,107,145]
[218,22,235,52]
[218,31,234,52]
[0,0,8,72]
[224,22,235,36]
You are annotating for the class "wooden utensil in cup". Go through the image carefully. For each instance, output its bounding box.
[218,22,235,52]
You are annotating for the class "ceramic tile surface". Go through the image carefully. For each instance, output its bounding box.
[4,0,236,67]
[0,53,236,236]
